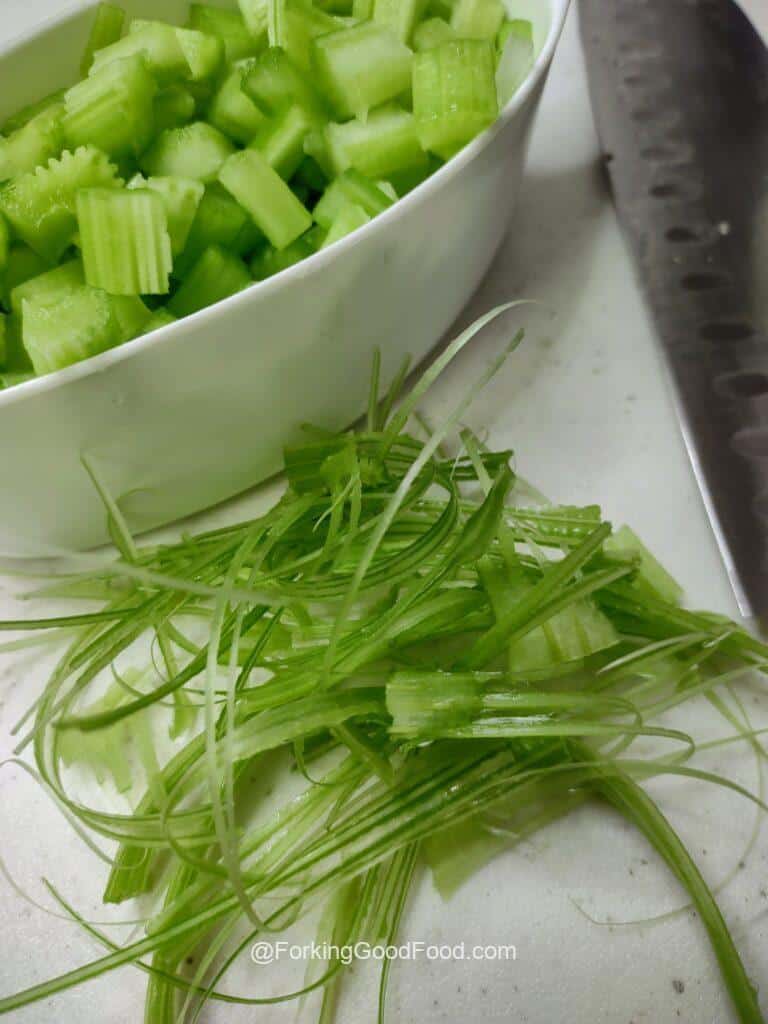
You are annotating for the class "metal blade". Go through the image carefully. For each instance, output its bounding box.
[580,0,768,619]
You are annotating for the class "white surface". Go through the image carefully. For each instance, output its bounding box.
[2,2,768,1024]
[0,0,564,553]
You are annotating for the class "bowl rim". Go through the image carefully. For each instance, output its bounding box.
[0,0,571,409]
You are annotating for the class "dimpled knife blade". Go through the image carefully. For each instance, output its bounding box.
[580,0,768,619]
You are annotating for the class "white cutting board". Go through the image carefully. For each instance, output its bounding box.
[1,3,767,1023]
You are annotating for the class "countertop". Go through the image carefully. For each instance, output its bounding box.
[1,2,767,1022]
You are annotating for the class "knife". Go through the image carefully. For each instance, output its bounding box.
[580,0,768,619]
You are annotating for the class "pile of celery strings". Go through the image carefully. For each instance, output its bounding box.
[1,310,768,1023]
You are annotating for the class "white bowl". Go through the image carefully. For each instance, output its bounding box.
[0,0,569,551]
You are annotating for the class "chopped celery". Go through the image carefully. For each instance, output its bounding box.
[239,0,270,43]
[174,184,260,277]
[321,202,370,247]
[242,47,327,120]
[140,307,177,334]
[91,23,188,84]
[63,55,157,160]
[10,258,85,317]
[168,245,251,316]
[313,169,393,228]
[154,85,197,133]
[2,245,49,310]
[325,104,427,179]
[249,104,313,179]
[250,236,314,279]
[207,68,267,144]
[450,0,503,39]
[111,294,153,339]
[80,3,126,76]
[219,149,312,249]
[189,5,259,62]
[173,26,225,82]
[352,0,375,15]
[0,105,64,182]
[372,0,424,43]
[304,222,327,248]
[0,312,6,366]
[282,0,345,73]
[0,146,121,262]
[140,122,235,183]
[412,16,455,50]
[21,288,120,375]
[412,40,498,154]
[127,175,204,256]
[77,188,173,295]
[495,19,534,105]
[2,89,65,135]
[311,23,413,119]
[0,213,8,276]
[0,371,34,389]
[294,155,328,192]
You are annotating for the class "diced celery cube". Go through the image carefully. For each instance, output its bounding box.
[239,0,270,43]
[325,104,427,180]
[218,149,312,250]
[154,85,197,133]
[91,22,188,84]
[412,40,498,154]
[63,55,157,160]
[250,236,314,279]
[189,5,259,62]
[140,122,236,183]
[77,188,173,295]
[313,169,393,229]
[311,23,413,119]
[249,104,314,179]
[412,16,455,51]
[242,47,327,121]
[128,175,204,256]
[174,184,260,277]
[21,288,120,375]
[0,105,64,182]
[321,202,370,247]
[168,245,251,316]
[207,68,267,144]
[496,19,535,105]
[450,0,503,39]
[81,3,126,76]
[373,0,425,44]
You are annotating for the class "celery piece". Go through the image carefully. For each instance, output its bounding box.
[283,0,345,73]
[63,55,157,160]
[219,149,312,250]
[373,0,425,43]
[303,223,327,249]
[0,214,9,277]
[311,23,413,119]
[450,0,503,39]
[127,175,204,256]
[496,19,534,105]
[10,258,85,317]
[140,122,235,183]
[0,146,121,262]
[2,245,49,310]
[239,0,270,43]
[320,202,370,247]
[0,312,6,367]
[0,371,34,389]
[604,526,684,606]
[168,245,251,316]
[174,185,258,276]
[21,288,120,375]
[312,169,393,229]
[154,85,196,133]
[250,236,313,279]
[77,188,173,295]
[189,5,259,62]
[207,68,267,144]
[303,128,335,179]
[0,105,65,182]
[412,16,455,51]
[81,3,126,76]
[242,47,326,120]
[175,26,225,82]
[387,152,441,193]
[412,40,498,154]
[2,312,31,372]
[111,294,152,340]
[2,89,66,136]
[91,23,188,84]
[249,103,314,179]
[140,307,176,334]
[325,104,427,179]
[352,0,374,16]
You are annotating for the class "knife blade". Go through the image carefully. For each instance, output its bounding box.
[579,0,768,619]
